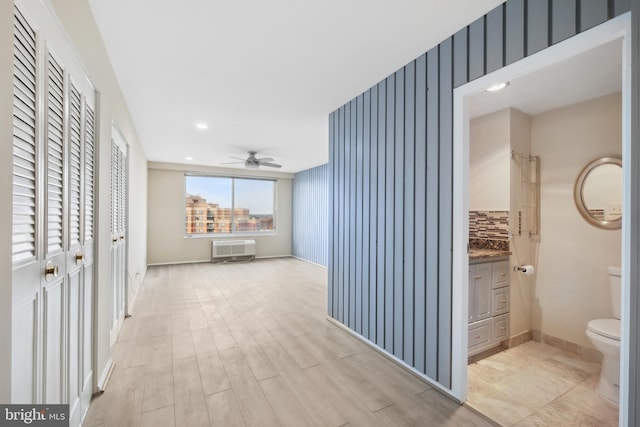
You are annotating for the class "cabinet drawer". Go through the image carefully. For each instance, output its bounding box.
[468,319,492,351]
[493,314,509,342]
[492,260,510,289]
[492,287,510,316]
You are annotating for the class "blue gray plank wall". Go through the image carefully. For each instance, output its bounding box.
[292,164,328,266]
[328,0,631,390]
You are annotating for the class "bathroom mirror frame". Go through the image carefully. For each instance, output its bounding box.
[574,156,622,230]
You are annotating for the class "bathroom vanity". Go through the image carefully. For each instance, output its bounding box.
[468,255,510,357]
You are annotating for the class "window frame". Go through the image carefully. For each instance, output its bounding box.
[184,173,277,237]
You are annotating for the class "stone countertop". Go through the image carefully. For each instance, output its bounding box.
[469,248,511,261]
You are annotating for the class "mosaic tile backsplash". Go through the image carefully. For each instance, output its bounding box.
[469,210,509,241]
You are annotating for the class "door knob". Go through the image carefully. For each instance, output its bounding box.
[45,261,59,281]
[75,252,84,265]
[112,237,118,243]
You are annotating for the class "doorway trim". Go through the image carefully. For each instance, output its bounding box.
[451,12,632,421]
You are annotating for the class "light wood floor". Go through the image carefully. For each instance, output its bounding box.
[83,257,494,427]
[467,341,619,426]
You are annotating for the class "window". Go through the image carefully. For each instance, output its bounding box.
[185,175,275,235]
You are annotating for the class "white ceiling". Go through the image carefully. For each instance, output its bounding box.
[469,38,622,119]
[88,0,504,173]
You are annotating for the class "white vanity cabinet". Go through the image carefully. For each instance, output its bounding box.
[468,259,510,357]
[468,263,492,323]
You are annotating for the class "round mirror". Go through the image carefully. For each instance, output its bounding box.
[574,156,622,230]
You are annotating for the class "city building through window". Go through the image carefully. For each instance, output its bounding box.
[185,175,275,235]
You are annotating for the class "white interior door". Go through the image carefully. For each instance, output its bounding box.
[11,3,96,425]
[11,5,42,404]
[80,100,96,421]
[65,78,96,426]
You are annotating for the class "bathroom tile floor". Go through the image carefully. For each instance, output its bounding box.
[467,341,619,426]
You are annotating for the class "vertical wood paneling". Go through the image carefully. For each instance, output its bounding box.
[425,47,439,379]
[552,0,577,44]
[527,0,550,55]
[403,61,415,365]
[414,53,427,373]
[468,17,485,81]
[438,37,454,387]
[362,90,371,339]
[292,163,328,268]
[505,0,526,65]
[325,0,630,392]
[580,0,609,32]
[329,112,342,319]
[354,96,363,333]
[393,69,404,358]
[369,85,379,340]
[349,100,357,329]
[453,28,468,88]
[340,103,355,326]
[328,113,335,316]
[384,75,395,353]
[615,0,630,16]
[376,80,386,347]
[486,6,505,73]
[338,107,345,323]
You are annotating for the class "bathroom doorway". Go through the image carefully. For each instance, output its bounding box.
[450,13,632,425]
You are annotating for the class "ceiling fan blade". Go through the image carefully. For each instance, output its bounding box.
[222,161,245,165]
[228,156,246,161]
[256,157,274,162]
[260,162,282,168]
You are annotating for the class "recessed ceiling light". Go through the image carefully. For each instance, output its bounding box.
[195,122,208,130]
[185,156,193,161]
[486,82,510,92]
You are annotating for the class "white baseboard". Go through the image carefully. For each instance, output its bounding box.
[148,255,294,267]
[96,359,114,393]
[126,265,147,317]
[291,256,328,269]
[255,254,292,260]
[147,259,210,266]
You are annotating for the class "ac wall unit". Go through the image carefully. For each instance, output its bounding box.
[211,239,256,263]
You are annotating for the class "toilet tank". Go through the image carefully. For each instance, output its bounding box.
[609,266,621,319]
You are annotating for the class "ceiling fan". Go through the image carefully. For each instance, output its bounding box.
[224,151,282,169]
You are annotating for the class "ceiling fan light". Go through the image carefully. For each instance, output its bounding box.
[245,162,259,169]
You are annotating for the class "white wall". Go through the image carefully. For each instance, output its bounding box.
[531,92,622,348]
[50,0,148,384]
[469,109,511,211]
[147,162,293,264]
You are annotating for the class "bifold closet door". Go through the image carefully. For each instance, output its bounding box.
[110,135,127,345]
[11,3,96,424]
[11,5,41,403]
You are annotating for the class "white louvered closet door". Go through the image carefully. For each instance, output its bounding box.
[80,102,96,420]
[110,130,128,345]
[11,2,96,425]
[43,49,67,406]
[11,5,41,404]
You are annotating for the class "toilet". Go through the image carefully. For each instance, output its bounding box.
[586,266,621,404]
